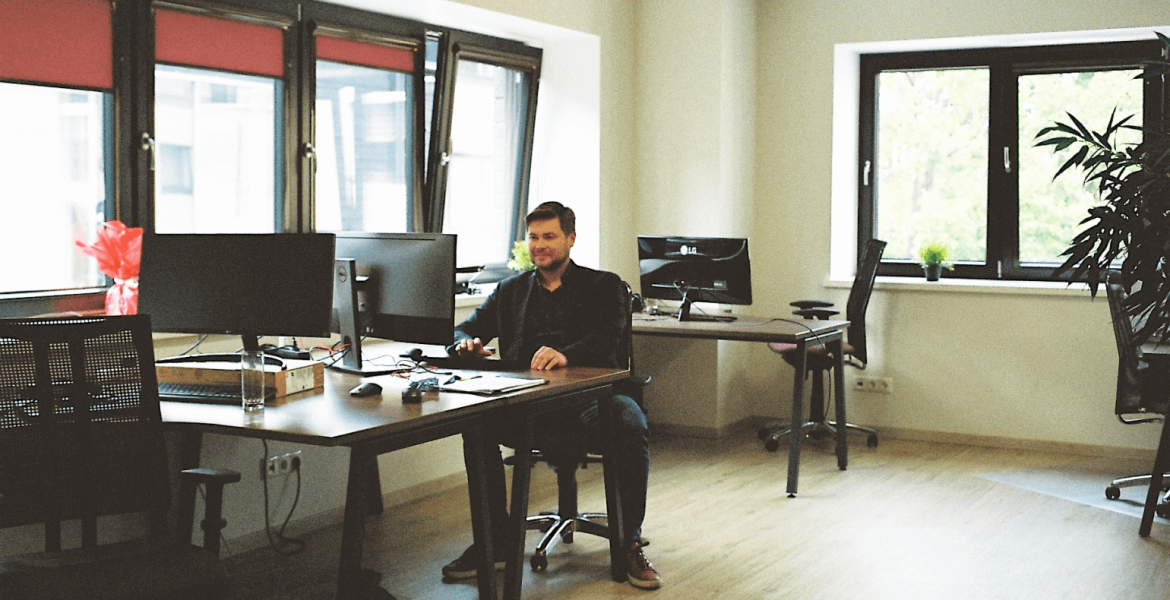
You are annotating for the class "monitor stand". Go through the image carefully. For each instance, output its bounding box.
[676,290,695,322]
[332,258,402,376]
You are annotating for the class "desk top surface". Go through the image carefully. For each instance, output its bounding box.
[161,362,627,447]
[631,314,849,343]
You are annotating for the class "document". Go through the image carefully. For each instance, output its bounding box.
[439,374,547,395]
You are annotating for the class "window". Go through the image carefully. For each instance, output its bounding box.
[426,32,541,269]
[0,83,109,294]
[153,8,287,234]
[0,0,112,297]
[1,0,543,315]
[313,32,418,232]
[859,41,1166,280]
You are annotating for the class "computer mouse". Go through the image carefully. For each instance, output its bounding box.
[349,381,383,397]
[401,386,423,403]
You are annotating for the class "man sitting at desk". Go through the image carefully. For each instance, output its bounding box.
[443,201,661,590]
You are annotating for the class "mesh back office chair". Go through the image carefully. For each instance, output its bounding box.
[0,315,240,600]
[758,239,886,452]
[1103,271,1170,513]
[509,282,650,571]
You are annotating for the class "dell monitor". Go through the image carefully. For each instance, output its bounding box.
[331,232,457,373]
[637,236,753,321]
[138,233,337,353]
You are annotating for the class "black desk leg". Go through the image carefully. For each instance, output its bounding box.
[787,339,808,497]
[1140,416,1170,536]
[599,387,627,583]
[337,446,391,599]
[503,412,535,600]
[830,335,848,470]
[463,425,498,600]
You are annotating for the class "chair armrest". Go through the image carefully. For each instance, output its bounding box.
[178,468,241,556]
[790,300,834,310]
[793,308,840,320]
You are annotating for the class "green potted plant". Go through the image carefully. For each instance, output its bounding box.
[506,240,535,272]
[1034,32,1170,343]
[917,241,954,281]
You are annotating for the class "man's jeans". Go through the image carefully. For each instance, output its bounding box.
[477,393,650,545]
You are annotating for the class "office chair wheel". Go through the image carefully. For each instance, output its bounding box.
[1157,502,1170,519]
[866,433,879,448]
[764,437,781,452]
[531,553,549,571]
[1105,486,1121,500]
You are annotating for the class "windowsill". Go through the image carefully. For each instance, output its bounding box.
[826,276,1101,297]
[455,284,496,308]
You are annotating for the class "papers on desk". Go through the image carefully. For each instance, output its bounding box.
[439,374,547,395]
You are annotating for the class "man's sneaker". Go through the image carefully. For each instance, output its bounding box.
[441,543,507,580]
[626,540,662,590]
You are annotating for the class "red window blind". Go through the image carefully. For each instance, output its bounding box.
[155,9,284,78]
[0,0,112,89]
[316,36,415,73]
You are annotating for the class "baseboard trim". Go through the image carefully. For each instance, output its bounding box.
[223,471,469,557]
[649,416,758,439]
[868,425,1158,461]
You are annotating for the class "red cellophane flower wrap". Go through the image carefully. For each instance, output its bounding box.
[75,221,143,315]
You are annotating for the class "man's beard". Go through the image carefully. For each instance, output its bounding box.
[537,253,569,274]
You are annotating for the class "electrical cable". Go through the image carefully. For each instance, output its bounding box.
[261,438,306,556]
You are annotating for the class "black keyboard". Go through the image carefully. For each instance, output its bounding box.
[158,382,276,405]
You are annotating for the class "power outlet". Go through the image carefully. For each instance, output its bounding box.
[853,376,893,395]
[261,450,302,479]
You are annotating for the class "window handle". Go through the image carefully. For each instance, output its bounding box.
[863,160,871,186]
[1003,147,1011,173]
[302,142,316,160]
[440,151,452,166]
[140,133,155,172]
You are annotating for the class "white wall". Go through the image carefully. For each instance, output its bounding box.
[751,0,1170,451]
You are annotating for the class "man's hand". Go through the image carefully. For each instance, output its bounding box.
[530,346,568,370]
[454,337,494,358]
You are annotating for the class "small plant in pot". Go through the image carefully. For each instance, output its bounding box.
[917,241,954,281]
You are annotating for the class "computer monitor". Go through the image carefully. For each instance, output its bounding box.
[637,236,753,321]
[331,232,456,373]
[138,233,337,352]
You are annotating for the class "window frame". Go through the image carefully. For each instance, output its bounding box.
[299,1,429,234]
[858,40,1167,281]
[425,28,542,259]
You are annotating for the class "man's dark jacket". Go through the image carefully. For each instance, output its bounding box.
[449,261,627,369]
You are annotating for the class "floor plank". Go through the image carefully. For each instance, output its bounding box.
[221,431,1170,600]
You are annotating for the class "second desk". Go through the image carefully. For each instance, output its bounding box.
[631,315,849,496]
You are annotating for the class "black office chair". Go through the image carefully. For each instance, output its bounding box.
[758,239,886,452]
[0,315,240,600]
[1103,271,1170,513]
[509,281,650,571]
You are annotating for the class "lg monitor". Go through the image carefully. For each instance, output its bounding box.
[637,236,752,321]
[137,233,337,353]
[331,232,457,373]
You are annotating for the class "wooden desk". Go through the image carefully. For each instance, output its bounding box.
[162,363,629,600]
[631,315,850,496]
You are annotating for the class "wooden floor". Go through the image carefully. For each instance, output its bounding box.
[222,430,1170,600]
